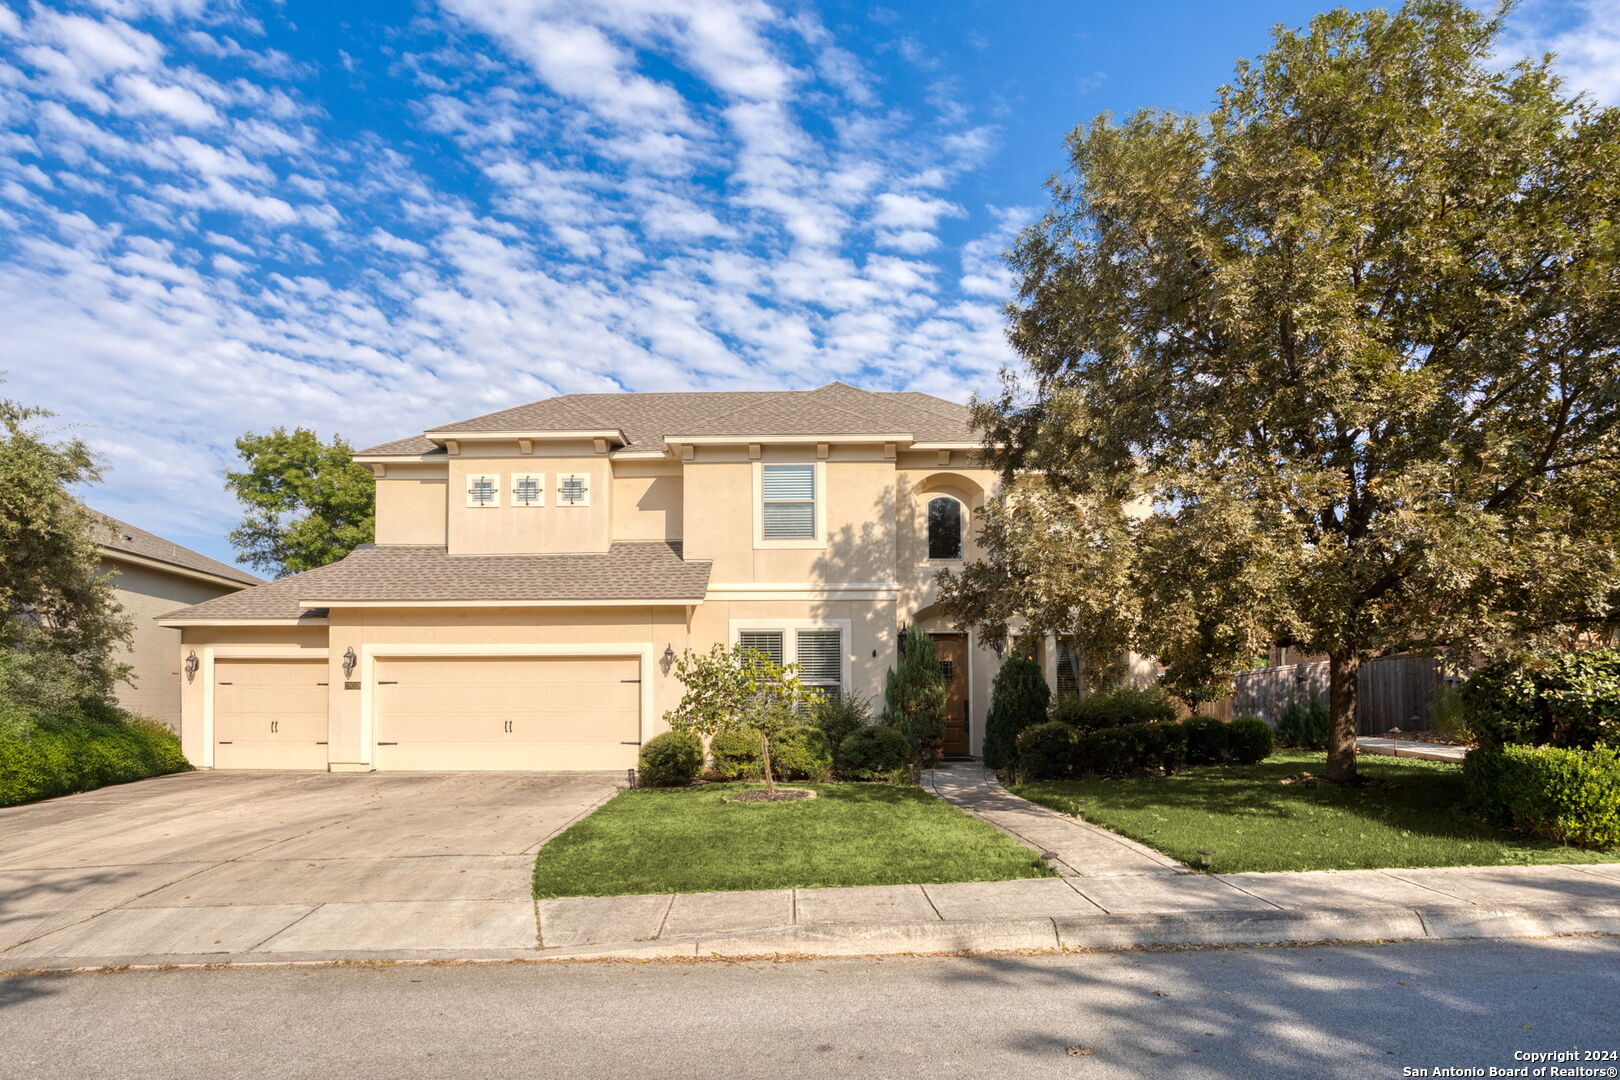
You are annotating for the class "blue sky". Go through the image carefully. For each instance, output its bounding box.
[1,0,1614,568]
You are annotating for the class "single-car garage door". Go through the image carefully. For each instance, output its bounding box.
[214,658,329,770]
[372,655,641,771]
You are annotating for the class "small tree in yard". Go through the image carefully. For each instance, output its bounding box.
[883,629,948,765]
[950,1,1620,784]
[983,656,1050,772]
[663,644,820,792]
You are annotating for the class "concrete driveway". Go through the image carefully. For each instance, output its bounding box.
[0,770,620,966]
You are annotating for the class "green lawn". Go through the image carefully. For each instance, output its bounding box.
[532,782,1053,898]
[1011,750,1620,875]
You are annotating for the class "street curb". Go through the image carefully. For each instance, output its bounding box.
[6,904,1618,973]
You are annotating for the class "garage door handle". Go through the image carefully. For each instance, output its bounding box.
[378,681,399,685]
[377,741,398,746]
[217,741,233,745]
[620,679,640,683]
[620,741,641,745]
[317,741,327,745]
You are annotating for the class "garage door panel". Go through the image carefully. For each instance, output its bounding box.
[373,656,641,771]
[214,658,328,770]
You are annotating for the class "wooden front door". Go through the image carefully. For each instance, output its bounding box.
[933,633,971,757]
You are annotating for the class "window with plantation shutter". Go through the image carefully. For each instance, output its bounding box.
[738,630,784,668]
[1056,639,1081,698]
[794,629,842,698]
[761,464,815,539]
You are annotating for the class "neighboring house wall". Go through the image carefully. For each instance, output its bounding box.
[103,556,246,730]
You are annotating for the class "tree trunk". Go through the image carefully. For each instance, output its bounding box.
[1323,650,1360,783]
[759,730,776,792]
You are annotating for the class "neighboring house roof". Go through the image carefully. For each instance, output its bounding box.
[355,382,979,457]
[93,510,261,588]
[160,542,712,622]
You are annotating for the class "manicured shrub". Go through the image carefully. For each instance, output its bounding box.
[0,704,189,808]
[1227,716,1276,765]
[811,692,873,757]
[708,728,762,780]
[1016,721,1082,780]
[1466,743,1620,850]
[1059,683,1177,731]
[770,725,834,782]
[983,657,1051,772]
[1461,649,1620,750]
[1181,716,1231,766]
[708,725,831,782]
[1275,691,1330,749]
[638,731,703,787]
[836,724,911,780]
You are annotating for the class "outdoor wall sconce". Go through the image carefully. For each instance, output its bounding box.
[660,644,676,675]
[184,650,199,683]
[342,646,357,679]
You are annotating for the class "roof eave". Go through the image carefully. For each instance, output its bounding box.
[101,547,259,590]
[296,597,705,609]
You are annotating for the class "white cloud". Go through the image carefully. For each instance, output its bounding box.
[1500,0,1620,104]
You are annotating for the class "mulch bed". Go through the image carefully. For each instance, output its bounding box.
[726,787,816,803]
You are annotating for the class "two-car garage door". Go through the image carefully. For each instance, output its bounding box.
[211,654,642,771]
[372,656,642,771]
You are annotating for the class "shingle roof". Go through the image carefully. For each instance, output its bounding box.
[354,382,978,457]
[93,510,261,587]
[161,542,711,621]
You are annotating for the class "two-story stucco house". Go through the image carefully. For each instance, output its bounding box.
[161,382,1030,771]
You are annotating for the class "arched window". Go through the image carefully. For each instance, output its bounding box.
[927,496,963,560]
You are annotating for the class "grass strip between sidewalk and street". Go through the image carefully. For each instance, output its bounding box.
[1011,750,1620,875]
[533,781,1053,898]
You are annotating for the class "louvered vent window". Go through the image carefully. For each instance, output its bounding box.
[466,474,499,508]
[512,473,544,507]
[555,472,591,507]
[761,464,815,539]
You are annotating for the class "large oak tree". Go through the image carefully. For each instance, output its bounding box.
[953,1,1620,781]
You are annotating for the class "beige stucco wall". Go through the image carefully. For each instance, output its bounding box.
[611,461,684,542]
[104,557,249,731]
[374,465,447,545]
[446,445,612,555]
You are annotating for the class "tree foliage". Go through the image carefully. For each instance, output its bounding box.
[951,1,1620,782]
[0,394,131,707]
[982,655,1050,771]
[883,629,948,764]
[663,643,821,791]
[225,427,374,578]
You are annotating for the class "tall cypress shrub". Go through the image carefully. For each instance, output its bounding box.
[883,629,947,765]
[983,657,1050,771]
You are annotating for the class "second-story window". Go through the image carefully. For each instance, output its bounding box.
[555,472,591,507]
[466,473,499,508]
[761,464,816,540]
[512,473,544,507]
[927,496,963,560]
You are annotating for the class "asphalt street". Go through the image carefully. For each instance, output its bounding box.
[3,937,1617,1079]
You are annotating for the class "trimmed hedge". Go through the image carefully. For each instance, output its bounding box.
[0,705,190,807]
[1015,715,1277,781]
[1276,692,1330,749]
[1050,683,1178,731]
[810,693,872,760]
[835,724,910,780]
[983,657,1050,771]
[1228,715,1276,765]
[639,731,703,787]
[1464,743,1620,850]
[708,725,833,782]
[1461,649,1620,750]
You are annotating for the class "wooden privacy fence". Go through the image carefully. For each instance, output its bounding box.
[1197,655,1449,734]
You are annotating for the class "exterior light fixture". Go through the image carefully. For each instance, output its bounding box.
[342,646,357,679]
[660,644,676,675]
[184,650,199,682]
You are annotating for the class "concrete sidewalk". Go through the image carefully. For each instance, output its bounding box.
[1357,736,1469,762]
[6,766,1620,970]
